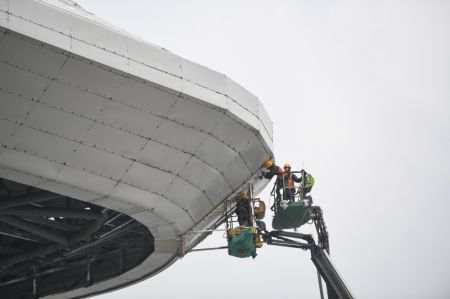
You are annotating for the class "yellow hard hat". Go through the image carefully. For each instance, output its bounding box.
[283,163,291,169]
[241,191,249,200]
[264,160,273,169]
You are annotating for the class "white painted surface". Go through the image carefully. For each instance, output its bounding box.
[0,0,273,297]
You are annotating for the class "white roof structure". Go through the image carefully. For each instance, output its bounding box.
[0,0,273,297]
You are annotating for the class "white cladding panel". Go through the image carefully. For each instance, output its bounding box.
[0,1,274,298]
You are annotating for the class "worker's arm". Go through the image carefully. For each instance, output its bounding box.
[292,174,302,183]
[263,166,276,179]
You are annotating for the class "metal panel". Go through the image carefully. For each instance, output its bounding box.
[56,166,116,195]
[97,100,162,139]
[181,60,227,94]
[9,127,78,162]
[137,140,192,175]
[154,239,178,253]
[70,17,128,57]
[0,1,7,11]
[152,120,206,154]
[0,33,67,77]
[0,11,6,28]
[258,101,273,140]
[0,62,49,99]
[166,97,224,133]
[179,157,232,205]
[70,38,128,74]
[165,177,212,222]
[0,149,62,180]
[92,193,144,215]
[57,58,123,98]
[240,137,271,174]
[228,99,259,131]
[122,162,176,195]
[40,81,107,119]
[213,115,257,152]
[0,119,20,145]
[37,180,101,202]
[147,224,178,240]
[153,197,193,232]
[222,155,252,190]
[139,252,175,269]
[0,90,36,123]
[180,79,228,110]
[0,28,5,42]
[195,136,238,170]
[124,60,183,96]
[259,119,274,152]
[24,104,93,141]
[114,78,179,117]
[127,38,183,77]
[226,77,258,115]
[82,123,147,158]
[0,165,49,187]
[67,144,133,181]
[9,0,74,33]
[132,210,171,229]
[4,12,72,53]
[110,183,165,210]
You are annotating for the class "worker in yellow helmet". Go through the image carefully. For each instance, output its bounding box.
[235,191,251,226]
[282,163,301,202]
[261,160,284,202]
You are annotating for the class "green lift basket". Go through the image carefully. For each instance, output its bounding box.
[227,228,257,258]
[272,201,311,230]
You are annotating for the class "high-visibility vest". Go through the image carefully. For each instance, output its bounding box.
[305,173,314,188]
[284,173,295,188]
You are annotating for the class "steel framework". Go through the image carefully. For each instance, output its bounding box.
[0,178,154,299]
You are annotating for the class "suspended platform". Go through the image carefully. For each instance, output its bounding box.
[272,201,310,230]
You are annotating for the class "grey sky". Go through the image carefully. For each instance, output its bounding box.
[75,1,450,298]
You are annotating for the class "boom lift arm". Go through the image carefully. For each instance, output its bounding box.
[262,229,354,299]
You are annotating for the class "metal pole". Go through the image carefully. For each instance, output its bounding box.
[0,215,69,245]
[86,255,92,287]
[32,266,38,299]
[190,246,228,252]
[317,269,325,299]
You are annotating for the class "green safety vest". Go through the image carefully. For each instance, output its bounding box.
[305,173,314,188]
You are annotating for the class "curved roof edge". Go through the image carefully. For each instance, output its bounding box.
[0,0,273,152]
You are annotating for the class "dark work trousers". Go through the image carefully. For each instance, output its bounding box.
[284,188,296,202]
[236,201,250,226]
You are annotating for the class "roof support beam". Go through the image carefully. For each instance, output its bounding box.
[0,244,20,254]
[22,217,83,232]
[0,215,69,245]
[0,227,46,243]
[68,210,109,245]
[0,192,63,210]
[0,244,65,268]
[0,207,102,219]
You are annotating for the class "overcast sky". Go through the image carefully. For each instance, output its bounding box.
[75,1,450,298]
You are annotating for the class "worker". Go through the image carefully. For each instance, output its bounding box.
[299,169,315,203]
[282,163,301,202]
[261,160,284,202]
[235,192,251,226]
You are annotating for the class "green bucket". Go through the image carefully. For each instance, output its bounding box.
[272,201,311,230]
[228,228,257,258]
